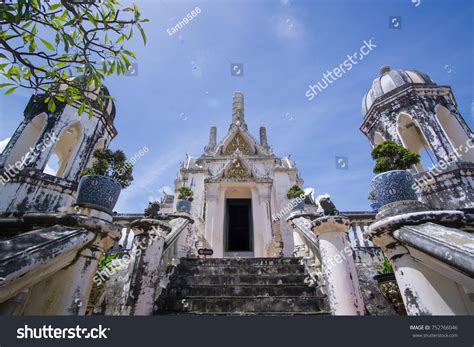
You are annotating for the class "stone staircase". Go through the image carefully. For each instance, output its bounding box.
[155,257,329,315]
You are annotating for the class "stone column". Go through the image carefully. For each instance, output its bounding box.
[312,216,365,315]
[204,184,219,255]
[213,189,226,257]
[22,212,121,315]
[126,219,171,316]
[369,225,471,315]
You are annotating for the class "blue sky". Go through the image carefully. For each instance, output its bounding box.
[0,0,473,213]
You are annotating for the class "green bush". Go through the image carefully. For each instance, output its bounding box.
[377,256,394,274]
[371,140,420,174]
[81,148,133,188]
[98,252,118,271]
[286,184,305,200]
[177,186,193,201]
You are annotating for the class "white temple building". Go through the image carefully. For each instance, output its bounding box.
[173,92,304,258]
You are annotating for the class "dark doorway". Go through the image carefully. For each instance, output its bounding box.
[226,199,253,252]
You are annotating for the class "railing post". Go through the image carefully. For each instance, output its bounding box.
[126,219,171,315]
[21,210,121,315]
[311,215,365,315]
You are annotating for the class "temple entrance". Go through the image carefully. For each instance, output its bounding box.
[225,199,253,254]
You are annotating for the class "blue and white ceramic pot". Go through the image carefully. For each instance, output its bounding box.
[371,170,418,207]
[76,175,121,214]
[176,199,192,213]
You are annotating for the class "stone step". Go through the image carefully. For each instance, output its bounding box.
[179,257,302,267]
[163,284,318,297]
[176,263,305,275]
[156,296,328,314]
[158,311,330,316]
[173,274,308,286]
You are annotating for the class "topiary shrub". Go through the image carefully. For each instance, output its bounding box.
[371,140,420,174]
[287,184,305,200]
[81,148,134,188]
[177,186,194,201]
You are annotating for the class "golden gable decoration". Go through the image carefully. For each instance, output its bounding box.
[226,158,250,179]
[224,133,251,155]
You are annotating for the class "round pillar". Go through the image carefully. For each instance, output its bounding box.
[312,216,365,315]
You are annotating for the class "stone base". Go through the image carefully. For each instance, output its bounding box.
[376,200,426,220]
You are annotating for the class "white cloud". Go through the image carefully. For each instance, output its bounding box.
[147,185,174,203]
[0,137,11,154]
[115,137,204,212]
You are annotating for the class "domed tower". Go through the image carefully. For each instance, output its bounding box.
[360,66,474,210]
[0,82,117,215]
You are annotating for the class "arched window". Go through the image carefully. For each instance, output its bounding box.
[44,122,83,178]
[435,105,474,162]
[5,113,47,167]
[397,114,436,173]
[84,138,106,169]
[373,132,386,146]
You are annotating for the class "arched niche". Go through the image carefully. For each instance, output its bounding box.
[85,137,106,168]
[44,121,83,178]
[397,113,436,173]
[5,113,47,167]
[373,132,386,146]
[435,105,474,162]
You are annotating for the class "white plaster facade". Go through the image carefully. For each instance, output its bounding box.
[174,92,303,258]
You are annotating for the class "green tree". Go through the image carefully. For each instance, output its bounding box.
[0,0,148,116]
[371,140,420,174]
[286,184,305,199]
[177,186,193,201]
[81,148,133,188]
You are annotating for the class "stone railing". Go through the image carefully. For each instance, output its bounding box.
[155,214,195,302]
[287,213,323,290]
[287,212,365,315]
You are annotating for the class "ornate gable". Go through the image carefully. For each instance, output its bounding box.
[224,132,251,155]
[225,157,250,178]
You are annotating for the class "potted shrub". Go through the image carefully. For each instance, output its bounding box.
[371,140,420,207]
[176,186,193,213]
[373,257,406,315]
[287,184,305,212]
[77,149,133,214]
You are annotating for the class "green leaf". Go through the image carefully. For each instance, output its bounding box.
[4,86,18,95]
[40,38,55,51]
[78,101,86,116]
[47,98,56,112]
[137,23,146,45]
[0,83,13,88]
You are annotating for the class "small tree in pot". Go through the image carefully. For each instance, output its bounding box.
[176,186,193,213]
[287,184,305,212]
[77,149,133,214]
[371,140,420,207]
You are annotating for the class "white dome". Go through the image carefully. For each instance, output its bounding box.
[362,66,434,116]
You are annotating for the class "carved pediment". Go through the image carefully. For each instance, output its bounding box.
[225,157,250,178]
[224,133,251,155]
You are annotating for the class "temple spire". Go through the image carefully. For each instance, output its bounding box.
[231,91,245,126]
